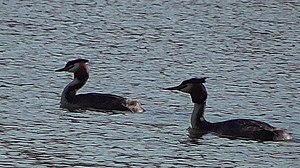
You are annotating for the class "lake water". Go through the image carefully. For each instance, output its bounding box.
[0,0,299,167]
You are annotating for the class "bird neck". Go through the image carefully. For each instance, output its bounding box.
[61,67,89,103]
[191,102,209,129]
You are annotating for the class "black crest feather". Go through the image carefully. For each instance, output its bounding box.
[180,77,207,85]
[65,59,89,67]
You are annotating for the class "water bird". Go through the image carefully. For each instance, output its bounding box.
[164,77,292,141]
[56,59,144,113]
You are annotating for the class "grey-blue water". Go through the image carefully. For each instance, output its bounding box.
[1,0,299,167]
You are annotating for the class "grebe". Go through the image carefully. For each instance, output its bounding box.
[56,59,144,113]
[164,78,292,141]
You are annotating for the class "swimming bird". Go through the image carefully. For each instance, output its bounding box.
[164,77,292,141]
[56,58,144,113]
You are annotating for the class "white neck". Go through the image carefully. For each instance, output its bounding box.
[191,102,206,128]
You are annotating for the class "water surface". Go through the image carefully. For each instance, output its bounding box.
[0,0,299,167]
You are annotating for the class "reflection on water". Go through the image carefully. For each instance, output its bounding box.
[0,0,299,167]
[188,127,209,139]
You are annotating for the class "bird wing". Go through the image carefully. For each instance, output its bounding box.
[213,119,276,140]
[74,93,129,111]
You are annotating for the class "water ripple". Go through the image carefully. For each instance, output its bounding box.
[0,0,299,167]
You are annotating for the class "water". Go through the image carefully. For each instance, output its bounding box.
[1,0,299,167]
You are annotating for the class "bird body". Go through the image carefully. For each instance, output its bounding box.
[56,59,144,113]
[164,78,291,141]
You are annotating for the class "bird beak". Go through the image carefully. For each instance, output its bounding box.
[163,84,186,91]
[55,67,68,72]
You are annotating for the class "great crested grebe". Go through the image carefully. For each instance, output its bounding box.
[56,59,144,113]
[164,77,292,141]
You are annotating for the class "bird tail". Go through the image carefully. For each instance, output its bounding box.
[125,100,145,113]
